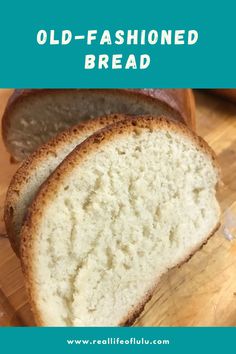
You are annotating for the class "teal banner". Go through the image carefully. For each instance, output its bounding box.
[1,327,236,354]
[0,0,235,87]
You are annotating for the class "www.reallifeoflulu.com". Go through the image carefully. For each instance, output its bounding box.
[66,338,170,345]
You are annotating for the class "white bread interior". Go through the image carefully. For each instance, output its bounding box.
[20,117,220,326]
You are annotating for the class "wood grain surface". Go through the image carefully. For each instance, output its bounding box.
[0,89,236,327]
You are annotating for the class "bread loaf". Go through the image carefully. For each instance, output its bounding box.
[2,89,195,161]
[5,115,124,256]
[20,115,220,326]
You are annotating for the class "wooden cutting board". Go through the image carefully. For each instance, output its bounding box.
[0,89,236,327]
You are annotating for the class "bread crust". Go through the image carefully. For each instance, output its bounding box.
[4,114,128,256]
[1,89,195,159]
[20,115,219,327]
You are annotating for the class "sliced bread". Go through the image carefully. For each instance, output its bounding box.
[2,89,195,161]
[5,114,125,256]
[20,116,220,326]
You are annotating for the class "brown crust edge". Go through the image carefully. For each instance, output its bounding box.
[4,114,129,256]
[20,115,220,326]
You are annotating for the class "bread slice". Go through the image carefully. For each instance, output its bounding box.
[20,116,220,327]
[5,114,126,256]
[2,89,195,161]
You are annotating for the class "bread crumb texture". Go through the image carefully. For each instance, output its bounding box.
[6,115,123,255]
[25,124,220,326]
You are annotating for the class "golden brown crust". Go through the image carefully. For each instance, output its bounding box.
[4,114,128,256]
[20,115,219,327]
[1,89,196,156]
